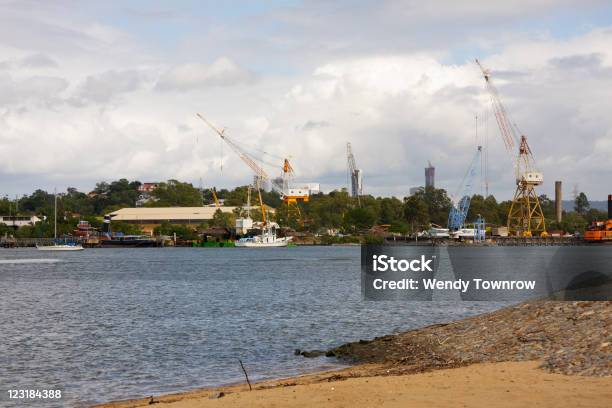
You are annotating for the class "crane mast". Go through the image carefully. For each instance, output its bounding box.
[475,60,546,236]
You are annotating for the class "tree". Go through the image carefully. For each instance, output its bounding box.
[574,192,590,215]
[403,194,429,228]
[149,180,202,207]
[211,209,235,228]
[344,207,377,230]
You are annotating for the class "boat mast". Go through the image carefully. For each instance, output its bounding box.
[54,189,57,240]
[257,183,267,227]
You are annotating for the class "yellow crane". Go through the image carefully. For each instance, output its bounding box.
[211,187,221,209]
[196,113,306,225]
[476,59,546,236]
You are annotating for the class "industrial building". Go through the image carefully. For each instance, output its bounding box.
[0,215,41,228]
[108,206,273,235]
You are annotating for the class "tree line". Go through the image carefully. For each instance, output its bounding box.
[0,178,606,239]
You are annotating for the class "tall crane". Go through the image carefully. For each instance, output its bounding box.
[346,142,362,200]
[475,59,546,236]
[196,113,307,224]
[448,146,482,231]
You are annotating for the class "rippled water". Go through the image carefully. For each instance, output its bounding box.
[0,247,504,407]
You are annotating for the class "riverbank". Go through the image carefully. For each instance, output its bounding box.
[96,300,611,407]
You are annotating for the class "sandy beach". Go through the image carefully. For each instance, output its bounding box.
[96,361,611,408]
[96,301,611,408]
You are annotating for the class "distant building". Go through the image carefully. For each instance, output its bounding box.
[425,161,435,189]
[0,215,41,228]
[138,182,159,193]
[109,206,274,235]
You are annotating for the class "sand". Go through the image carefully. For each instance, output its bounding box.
[95,361,612,408]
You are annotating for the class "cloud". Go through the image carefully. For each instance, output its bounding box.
[20,53,58,68]
[0,73,68,107]
[72,69,147,104]
[302,120,330,131]
[0,1,611,202]
[156,57,256,91]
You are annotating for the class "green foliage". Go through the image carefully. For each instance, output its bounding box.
[0,179,604,237]
[149,180,202,207]
[345,207,377,231]
[402,187,450,228]
[153,222,199,240]
[211,209,236,228]
[574,192,590,215]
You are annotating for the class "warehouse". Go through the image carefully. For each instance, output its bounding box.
[108,207,240,235]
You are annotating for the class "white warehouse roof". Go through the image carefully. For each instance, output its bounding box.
[109,206,273,222]
[109,207,237,222]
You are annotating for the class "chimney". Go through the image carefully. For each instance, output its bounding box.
[102,215,112,234]
[555,181,562,223]
[608,194,612,220]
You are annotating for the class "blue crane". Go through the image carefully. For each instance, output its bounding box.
[448,146,482,231]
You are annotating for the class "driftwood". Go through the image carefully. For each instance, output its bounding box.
[239,359,252,391]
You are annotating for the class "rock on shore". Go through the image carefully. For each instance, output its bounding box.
[317,301,611,377]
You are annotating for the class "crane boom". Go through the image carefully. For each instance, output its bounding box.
[475,60,545,236]
[197,113,270,182]
[448,146,481,230]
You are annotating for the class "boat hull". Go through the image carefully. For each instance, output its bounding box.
[235,240,290,248]
[36,244,84,251]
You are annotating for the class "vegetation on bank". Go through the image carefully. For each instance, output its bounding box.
[0,178,607,239]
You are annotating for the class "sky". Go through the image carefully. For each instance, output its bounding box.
[1,0,612,200]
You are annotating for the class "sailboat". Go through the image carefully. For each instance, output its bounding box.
[37,191,84,251]
[235,184,292,248]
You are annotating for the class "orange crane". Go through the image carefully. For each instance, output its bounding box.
[196,113,307,224]
[476,59,546,237]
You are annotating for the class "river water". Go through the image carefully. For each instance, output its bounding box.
[0,247,504,406]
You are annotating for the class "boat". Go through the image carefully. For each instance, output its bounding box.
[427,224,450,238]
[235,183,291,248]
[99,234,159,247]
[98,215,158,247]
[450,228,476,239]
[37,190,84,251]
[235,225,292,247]
[37,243,84,251]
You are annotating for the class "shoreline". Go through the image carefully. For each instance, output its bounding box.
[95,300,611,407]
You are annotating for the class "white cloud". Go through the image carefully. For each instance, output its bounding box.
[0,1,611,202]
[72,69,149,104]
[156,57,255,91]
[20,53,58,68]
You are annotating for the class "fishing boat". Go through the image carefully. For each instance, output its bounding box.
[37,191,84,251]
[235,225,292,247]
[235,183,291,248]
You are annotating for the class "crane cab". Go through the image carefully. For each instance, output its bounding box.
[520,172,543,185]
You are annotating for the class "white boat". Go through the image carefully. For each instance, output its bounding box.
[235,226,292,247]
[428,226,450,238]
[36,190,84,251]
[451,228,476,239]
[36,243,84,251]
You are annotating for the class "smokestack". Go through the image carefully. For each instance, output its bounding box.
[608,194,612,220]
[102,215,112,234]
[555,181,562,223]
